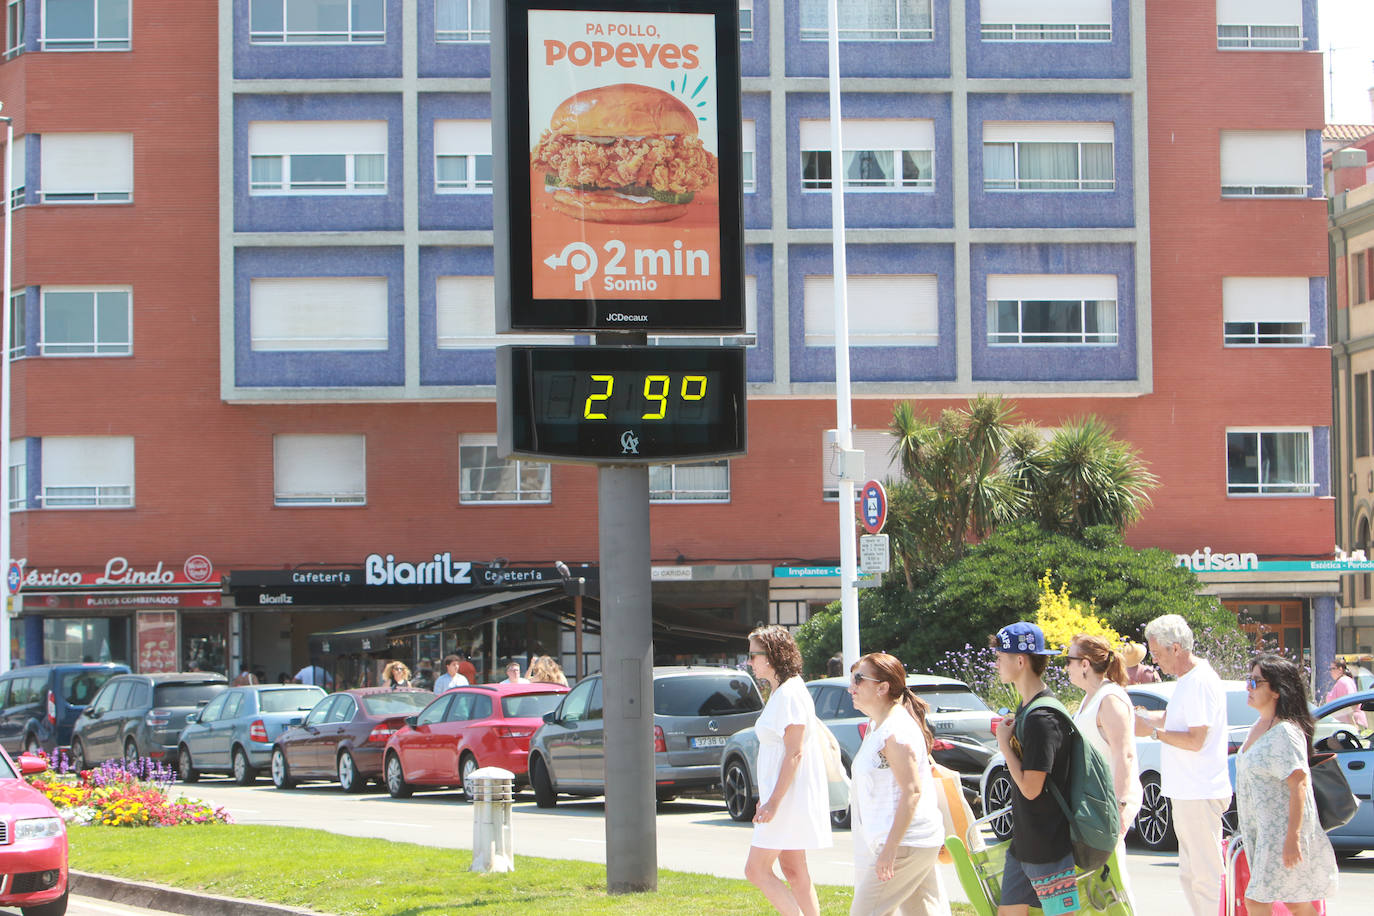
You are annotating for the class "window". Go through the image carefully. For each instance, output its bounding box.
[40,435,135,508]
[250,277,388,351]
[41,0,128,50]
[436,276,569,347]
[433,120,492,193]
[8,438,25,511]
[1357,252,1369,304]
[1357,373,1370,459]
[250,0,385,44]
[803,274,938,346]
[801,119,934,191]
[1360,517,1372,601]
[1220,131,1307,197]
[435,0,488,42]
[742,120,755,192]
[649,275,757,346]
[1216,0,1302,50]
[980,0,1111,42]
[1226,429,1315,495]
[40,287,131,356]
[5,0,22,59]
[459,434,551,503]
[738,0,752,40]
[800,0,932,42]
[987,274,1118,345]
[7,135,25,208]
[38,132,132,203]
[822,429,902,499]
[650,460,729,502]
[249,121,387,195]
[1222,277,1310,346]
[274,434,366,506]
[983,122,1114,191]
[9,291,24,358]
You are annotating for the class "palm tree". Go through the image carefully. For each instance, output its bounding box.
[1027,416,1159,536]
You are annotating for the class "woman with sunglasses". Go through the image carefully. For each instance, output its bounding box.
[1235,654,1337,915]
[847,653,951,916]
[1065,634,1139,906]
[1323,659,1367,729]
[744,625,831,916]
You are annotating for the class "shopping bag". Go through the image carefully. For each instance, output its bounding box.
[1220,838,1327,916]
[932,762,983,864]
[811,714,850,811]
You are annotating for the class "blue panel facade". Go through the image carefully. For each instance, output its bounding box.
[740,0,769,77]
[21,135,36,205]
[1314,425,1330,497]
[742,93,771,230]
[1302,0,1319,52]
[234,247,405,388]
[418,94,494,232]
[965,0,1131,79]
[1309,277,1327,345]
[23,437,39,510]
[788,243,956,383]
[967,93,1134,229]
[418,2,492,78]
[1307,130,1323,198]
[418,246,497,387]
[784,0,950,78]
[970,243,1137,381]
[20,285,37,355]
[787,93,954,230]
[745,244,773,383]
[233,94,404,233]
[232,0,403,79]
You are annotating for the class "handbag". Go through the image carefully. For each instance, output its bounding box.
[811,714,851,811]
[1308,752,1359,831]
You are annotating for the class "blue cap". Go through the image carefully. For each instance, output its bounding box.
[994,622,1058,656]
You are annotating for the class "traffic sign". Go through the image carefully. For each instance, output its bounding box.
[860,480,888,534]
[6,563,21,595]
[860,535,890,574]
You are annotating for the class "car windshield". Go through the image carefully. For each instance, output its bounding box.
[1226,689,1260,726]
[502,692,565,719]
[61,668,121,706]
[153,683,227,708]
[359,692,435,716]
[0,753,15,779]
[915,685,990,713]
[259,688,326,713]
[653,674,762,716]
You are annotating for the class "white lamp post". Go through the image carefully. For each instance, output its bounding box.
[0,102,14,671]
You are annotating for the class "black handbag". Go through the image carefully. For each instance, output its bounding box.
[1309,752,1359,831]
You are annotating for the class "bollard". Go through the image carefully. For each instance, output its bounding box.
[469,766,515,873]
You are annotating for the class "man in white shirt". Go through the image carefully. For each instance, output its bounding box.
[433,654,470,693]
[1134,614,1230,916]
[294,658,334,689]
[503,660,530,684]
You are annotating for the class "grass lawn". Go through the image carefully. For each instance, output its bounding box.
[70,825,979,915]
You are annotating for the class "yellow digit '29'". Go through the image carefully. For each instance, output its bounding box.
[584,374,614,419]
[642,375,670,419]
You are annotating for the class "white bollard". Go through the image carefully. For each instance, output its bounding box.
[469,766,515,873]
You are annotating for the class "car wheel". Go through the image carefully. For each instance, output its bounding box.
[460,752,479,800]
[270,747,296,790]
[21,888,68,916]
[1134,773,1177,851]
[530,755,557,808]
[232,746,258,786]
[1221,798,1239,839]
[722,756,757,822]
[385,753,413,799]
[983,765,1014,841]
[339,750,366,794]
[178,746,199,783]
[124,739,140,766]
[69,739,87,773]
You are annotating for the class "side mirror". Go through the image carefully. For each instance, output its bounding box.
[404,715,418,728]
[196,699,210,707]
[17,754,49,776]
[84,707,100,719]
[288,716,303,727]
[543,710,558,724]
[185,711,199,723]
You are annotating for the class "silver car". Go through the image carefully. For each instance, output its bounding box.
[526,667,763,806]
[177,684,326,784]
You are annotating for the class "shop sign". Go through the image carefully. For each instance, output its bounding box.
[1175,547,1374,575]
[21,555,221,590]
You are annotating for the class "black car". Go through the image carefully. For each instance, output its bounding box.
[70,672,228,769]
[0,662,129,755]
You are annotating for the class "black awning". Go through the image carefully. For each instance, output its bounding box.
[310,587,562,655]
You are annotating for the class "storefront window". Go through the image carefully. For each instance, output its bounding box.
[43,617,130,666]
[182,613,228,675]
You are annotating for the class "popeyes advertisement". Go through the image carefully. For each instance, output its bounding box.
[527,8,722,303]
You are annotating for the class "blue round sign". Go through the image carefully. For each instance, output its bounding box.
[6,563,22,595]
[860,480,887,534]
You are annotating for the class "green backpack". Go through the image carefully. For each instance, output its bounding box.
[1013,696,1120,872]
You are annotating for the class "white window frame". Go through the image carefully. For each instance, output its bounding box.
[7,134,25,209]
[650,460,730,503]
[980,0,1111,42]
[1216,0,1303,50]
[434,120,493,194]
[738,0,752,41]
[1220,130,1308,198]
[40,436,134,509]
[459,434,551,504]
[6,0,24,58]
[983,122,1115,192]
[649,275,758,347]
[1222,277,1311,346]
[799,0,933,42]
[742,119,756,193]
[804,274,939,347]
[40,0,129,51]
[8,439,25,511]
[1225,428,1316,496]
[273,434,367,506]
[39,286,132,357]
[435,0,489,43]
[436,276,570,348]
[987,275,1119,346]
[250,277,389,352]
[8,290,24,359]
[800,119,935,193]
[38,132,133,203]
[249,0,386,45]
[248,122,388,197]
[822,430,902,500]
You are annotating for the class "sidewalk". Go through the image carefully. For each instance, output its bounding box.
[70,872,323,916]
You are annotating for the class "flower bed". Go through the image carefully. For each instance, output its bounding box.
[25,754,232,828]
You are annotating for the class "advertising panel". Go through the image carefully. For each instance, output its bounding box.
[493,0,744,332]
[136,612,178,674]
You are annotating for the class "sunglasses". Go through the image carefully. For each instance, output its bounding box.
[747,651,768,658]
[852,672,880,686]
[1065,654,1086,662]
[1245,676,1268,690]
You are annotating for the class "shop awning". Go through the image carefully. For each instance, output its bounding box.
[311,587,563,655]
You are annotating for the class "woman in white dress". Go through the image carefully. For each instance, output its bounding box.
[744,625,832,916]
[848,652,951,916]
[1066,634,1141,904]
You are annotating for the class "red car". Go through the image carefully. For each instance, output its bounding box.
[383,683,568,799]
[0,747,68,916]
[270,687,434,792]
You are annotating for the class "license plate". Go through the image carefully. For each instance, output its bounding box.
[691,735,727,748]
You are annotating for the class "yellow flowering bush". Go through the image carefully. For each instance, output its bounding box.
[1033,571,1122,654]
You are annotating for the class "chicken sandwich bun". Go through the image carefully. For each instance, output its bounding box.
[531,83,719,224]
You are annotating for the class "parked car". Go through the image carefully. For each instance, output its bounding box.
[69,672,228,771]
[383,682,569,799]
[176,684,327,785]
[527,667,763,807]
[0,663,129,756]
[720,674,998,828]
[0,746,69,916]
[980,679,1256,850]
[270,687,434,792]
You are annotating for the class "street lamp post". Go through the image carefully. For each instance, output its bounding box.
[554,561,585,680]
[0,104,13,672]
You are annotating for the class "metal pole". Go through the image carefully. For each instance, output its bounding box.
[597,464,656,892]
[825,0,859,672]
[574,585,584,681]
[1,112,13,672]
